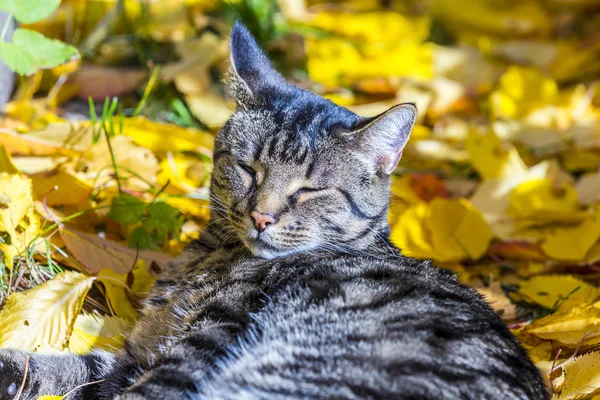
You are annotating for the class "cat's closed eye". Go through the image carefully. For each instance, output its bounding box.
[237,162,256,178]
[290,187,327,205]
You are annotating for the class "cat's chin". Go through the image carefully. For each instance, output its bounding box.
[243,237,301,259]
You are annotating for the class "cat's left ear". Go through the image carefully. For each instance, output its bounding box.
[229,21,284,104]
[347,103,417,175]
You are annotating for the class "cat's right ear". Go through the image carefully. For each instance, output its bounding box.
[229,21,284,106]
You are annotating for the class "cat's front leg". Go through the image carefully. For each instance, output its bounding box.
[0,349,28,399]
[0,348,120,400]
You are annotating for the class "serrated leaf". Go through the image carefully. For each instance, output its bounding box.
[0,29,78,75]
[0,0,60,23]
[129,226,153,250]
[109,194,146,225]
[556,351,600,399]
[147,202,183,236]
[516,275,600,310]
[0,272,95,351]
[523,303,600,346]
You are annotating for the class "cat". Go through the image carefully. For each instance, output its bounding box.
[0,22,548,400]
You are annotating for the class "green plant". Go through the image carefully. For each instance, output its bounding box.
[0,0,79,75]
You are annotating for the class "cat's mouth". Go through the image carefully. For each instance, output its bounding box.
[243,237,284,259]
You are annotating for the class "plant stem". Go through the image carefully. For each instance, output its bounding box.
[103,123,122,193]
[0,13,13,42]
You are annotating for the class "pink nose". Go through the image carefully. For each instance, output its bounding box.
[250,211,276,233]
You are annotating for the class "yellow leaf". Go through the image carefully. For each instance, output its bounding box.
[490,66,558,120]
[0,272,95,351]
[30,166,93,206]
[157,154,211,193]
[0,126,82,157]
[130,261,157,297]
[431,0,552,37]
[185,92,234,129]
[0,144,19,173]
[121,117,214,154]
[466,129,527,180]
[426,198,493,262]
[516,275,600,310]
[98,269,139,322]
[36,396,64,400]
[478,282,517,320]
[0,173,39,269]
[391,198,492,262]
[79,135,159,191]
[509,178,580,221]
[310,11,430,43]
[305,37,433,86]
[68,313,131,354]
[541,207,600,261]
[555,351,600,399]
[524,303,600,346]
[390,202,433,259]
[163,195,211,221]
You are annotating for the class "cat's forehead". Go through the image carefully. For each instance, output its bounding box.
[221,87,361,163]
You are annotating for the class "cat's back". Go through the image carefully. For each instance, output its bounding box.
[195,252,548,400]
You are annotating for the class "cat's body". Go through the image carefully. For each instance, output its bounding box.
[0,23,548,400]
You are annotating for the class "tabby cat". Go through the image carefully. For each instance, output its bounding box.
[0,22,547,400]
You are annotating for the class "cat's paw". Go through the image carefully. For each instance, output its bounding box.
[0,349,28,399]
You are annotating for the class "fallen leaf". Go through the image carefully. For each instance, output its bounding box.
[555,351,600,399]
[516,275,600,310]
[0,272,95,351]
[121,117,214,154]
[74,65,146,100]
[30,166,93,206]
[541,207,600,261]
[0,173,39,269]
[524,302,600,346]
[68,313,131,354]
[478,281,517,320]
[466,128,527,180]
[59,228,173,275]
[391,198,492,262]
[78,135,159,191]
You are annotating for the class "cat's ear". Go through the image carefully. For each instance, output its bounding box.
[347,103,417,175]
[229,21,284,104]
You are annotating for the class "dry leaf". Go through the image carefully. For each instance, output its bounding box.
[516,275,600,310]
[391,198,492,262]
[0,272,95,351]
[0,173,39,269]
[59,228,173,275]
[554,351,600,399]
[68,313,131,354]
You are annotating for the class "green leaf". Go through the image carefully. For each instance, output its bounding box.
[0,29,78,75]
[146,202,182,236]
[0,0,61,24]
[129,226,153,250]
[109,195,146,225]
[0,41,38,76]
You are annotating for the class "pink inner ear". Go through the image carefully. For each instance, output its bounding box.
[382,149,403,175]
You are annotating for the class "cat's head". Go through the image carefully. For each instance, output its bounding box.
[210,22,416,259]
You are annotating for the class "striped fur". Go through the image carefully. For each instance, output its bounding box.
[0,22,547,400]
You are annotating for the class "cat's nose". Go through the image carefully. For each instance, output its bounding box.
[250,211,276,233]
